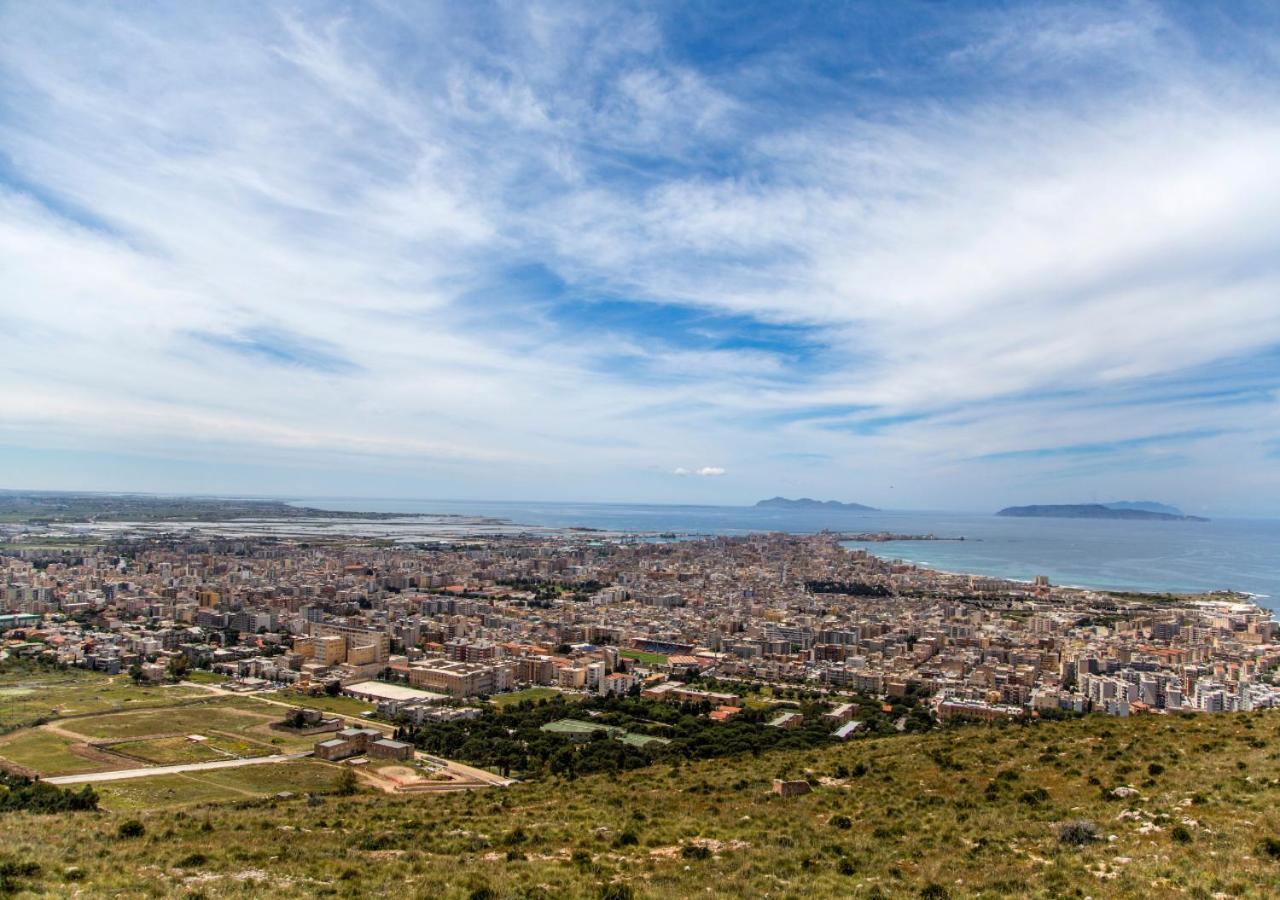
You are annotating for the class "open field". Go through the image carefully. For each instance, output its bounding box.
[492,687,567,708]
[108,733,274,766]
[619,649,669,666]
[0,666,207,732]
[11,711,1280,896]
[0,691,318,779]
[58,697,287,742]
[89,760,344,811]
[0,728,120,776]
[182,671,231,685]
[263,691,380,719]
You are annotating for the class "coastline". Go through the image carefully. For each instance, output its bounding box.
[843,541,1265,605]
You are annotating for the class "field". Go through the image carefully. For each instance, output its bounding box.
[264,691,380,719]
[182,670,231,685]
[0,728,119,776]
[0,687,317,781]
[61,697,290,741]
[108,734,273,766]
[92,761,344,812]
[619,649,669,666]
[0,666,208,732]
[10,710,1280,896]
[492,687,567,708]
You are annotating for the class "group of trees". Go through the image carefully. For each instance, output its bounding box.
[404,693,848,779]
[0,774,98,813]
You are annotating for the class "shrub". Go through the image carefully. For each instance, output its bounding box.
[613,829,639,847]
[1148,763,1165,777]
[920,884,950,900]
[1171,825,1192,844]
[600,885,633,900]
[175,852,207,868]
[1057,820,1100,846]
[334,767,358,796]
[1018,787,1050,806]
[117,819,146,839]
[681,844,712,860]
[1258,837,1280,859]
[829,815,853,830]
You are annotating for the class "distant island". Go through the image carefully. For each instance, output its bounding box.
[997,503,1208,522]
[756,497,878,511]
[1102,500,1185,516]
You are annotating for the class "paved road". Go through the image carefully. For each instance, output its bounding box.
[45,752,310,785]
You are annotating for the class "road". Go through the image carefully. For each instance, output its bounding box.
[45,751,311,785]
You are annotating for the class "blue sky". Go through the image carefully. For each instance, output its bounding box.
[2,1,1279,513]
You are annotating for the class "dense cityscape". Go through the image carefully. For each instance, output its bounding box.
[5,528,1276,734]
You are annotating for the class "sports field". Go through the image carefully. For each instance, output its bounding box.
[619,648,670,665]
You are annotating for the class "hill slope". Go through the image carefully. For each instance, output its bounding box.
[6,712,1280,897]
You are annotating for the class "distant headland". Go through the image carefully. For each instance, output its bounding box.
[756,497,878,512]
[997,503,1208,522]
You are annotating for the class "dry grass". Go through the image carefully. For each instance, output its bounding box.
[6,711,1280,897]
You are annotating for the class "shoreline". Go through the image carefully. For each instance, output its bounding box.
[843,540,1267,604]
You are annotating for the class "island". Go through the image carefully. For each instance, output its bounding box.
[1103,500,1185,516]
[997,503,1208,522]
[755,497,878,511]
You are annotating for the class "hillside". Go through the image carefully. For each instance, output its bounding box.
[6,712,1280,898]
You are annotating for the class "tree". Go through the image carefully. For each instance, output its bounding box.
[334,767,359,796]
[165,654,190,681]
[324,680,341,697]
[128,663,144,685]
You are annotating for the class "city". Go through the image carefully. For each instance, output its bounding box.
[5,529,1276,738]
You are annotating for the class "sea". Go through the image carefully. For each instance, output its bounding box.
[291,498,1280,609]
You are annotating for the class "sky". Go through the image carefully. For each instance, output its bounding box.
[2,1,1279,514]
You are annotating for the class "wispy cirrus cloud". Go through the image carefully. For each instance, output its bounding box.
[1,1,1278,510]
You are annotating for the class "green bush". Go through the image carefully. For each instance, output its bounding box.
[117,819,146,839]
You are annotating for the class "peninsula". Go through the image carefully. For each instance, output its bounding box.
[997,503,1209,522]
[755,497,878,511]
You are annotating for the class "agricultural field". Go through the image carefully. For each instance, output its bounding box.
[0,665,207,732]
[11,711,1280,896]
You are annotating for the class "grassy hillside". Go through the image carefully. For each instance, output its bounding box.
[6,711,1280,898]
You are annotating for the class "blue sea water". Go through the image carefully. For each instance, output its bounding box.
[293,498,1280,608]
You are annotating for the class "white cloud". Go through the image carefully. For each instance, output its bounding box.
[0,2,1278,510]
